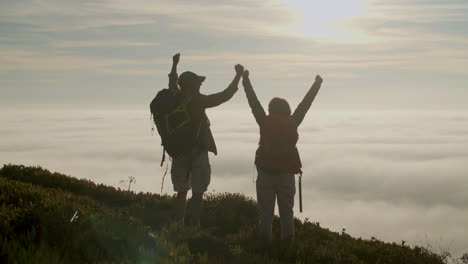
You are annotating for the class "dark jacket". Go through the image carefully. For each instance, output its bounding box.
[257,115,302,174]
[169,71,238,155]
[242,77,321,173]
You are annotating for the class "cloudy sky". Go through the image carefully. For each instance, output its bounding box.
[1,0,467,109]
[1,0,468,259]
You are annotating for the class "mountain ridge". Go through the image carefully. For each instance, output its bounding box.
[0,164,446,263]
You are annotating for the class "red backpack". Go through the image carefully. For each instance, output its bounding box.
[256,115,302,174]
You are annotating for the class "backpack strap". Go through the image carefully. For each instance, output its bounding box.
[193,113,208,139]
[173,94,205,141]
[298,172,303,213]
[165,95,194,136]
[160,147,166,167]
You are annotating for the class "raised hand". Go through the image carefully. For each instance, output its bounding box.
[235,64,244,75]
[315,74,323,85]
[173,53,180,65]
[242,70,249,79]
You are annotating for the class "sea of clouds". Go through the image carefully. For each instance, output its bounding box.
[1,107,467,257]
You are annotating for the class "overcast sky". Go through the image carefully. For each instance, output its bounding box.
[1,0,467,109]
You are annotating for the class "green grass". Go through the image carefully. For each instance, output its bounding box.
[0,164,447,263]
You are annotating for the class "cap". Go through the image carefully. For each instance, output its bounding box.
[178,71,206,86]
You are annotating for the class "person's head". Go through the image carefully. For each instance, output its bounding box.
[178,71,206,94]
[268,97,291,116]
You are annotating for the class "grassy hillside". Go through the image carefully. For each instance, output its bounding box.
[0,164,447,263]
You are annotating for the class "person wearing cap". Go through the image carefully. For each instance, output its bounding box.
[168,53,244,226]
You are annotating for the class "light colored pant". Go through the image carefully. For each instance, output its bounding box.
[171,148,211,193]
[171,148,211,226]
[256,167,296,239]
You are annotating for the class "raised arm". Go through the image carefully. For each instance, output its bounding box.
[292,75,323,126]
[168,53,180,91]
[242,70,266,125]
[200,64,243,108]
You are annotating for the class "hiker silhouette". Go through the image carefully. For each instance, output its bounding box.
[241,69,323,239]
[152,53,244,227]
[152,54,323,235]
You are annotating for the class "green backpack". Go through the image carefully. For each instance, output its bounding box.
[150,89,202,163]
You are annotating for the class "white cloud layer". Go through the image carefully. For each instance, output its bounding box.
[1,107,467,256]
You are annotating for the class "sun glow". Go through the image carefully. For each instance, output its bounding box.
[280,0,372,43]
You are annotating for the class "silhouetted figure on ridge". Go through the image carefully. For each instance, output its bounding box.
[166,53,244,226]
[241,69,323,239]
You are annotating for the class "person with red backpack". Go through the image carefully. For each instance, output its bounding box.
[161,53,244,227]
[241,69,323,239]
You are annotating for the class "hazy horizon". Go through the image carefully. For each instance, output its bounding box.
[1,108,467,257]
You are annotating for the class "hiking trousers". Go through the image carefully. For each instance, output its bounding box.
[256,167,296,239]
[171,148,211,193]
[171,148,211,226]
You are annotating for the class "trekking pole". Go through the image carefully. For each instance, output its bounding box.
[299,173,303,213]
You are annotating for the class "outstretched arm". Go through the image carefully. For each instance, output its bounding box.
[242,70,266,125]
[168,53,180,91]
[292,75,323,126]
[200,64,243,108]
